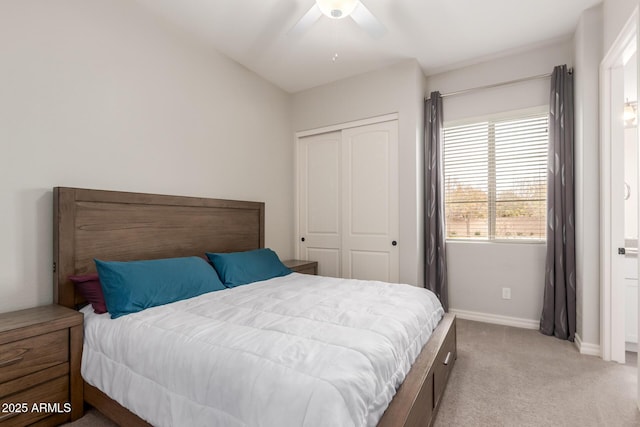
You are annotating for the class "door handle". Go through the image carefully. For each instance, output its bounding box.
[301,237,305,242]
[392,240,397,246]
[620,247,638,255]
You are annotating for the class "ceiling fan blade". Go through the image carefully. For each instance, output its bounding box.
[350,2,387,38]
[289,4,323,37]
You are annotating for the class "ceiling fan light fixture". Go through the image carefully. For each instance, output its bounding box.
[316,0,359,19]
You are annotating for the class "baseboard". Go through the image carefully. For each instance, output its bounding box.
[626,341,638,353]
[449,308,539,330]
[574,333,601,356]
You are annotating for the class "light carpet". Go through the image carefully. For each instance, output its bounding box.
[434,319,640,427]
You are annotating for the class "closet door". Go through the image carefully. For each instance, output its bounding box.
[342,120,399,282]
[297,131,342,277]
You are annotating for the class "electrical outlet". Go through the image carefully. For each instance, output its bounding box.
[502,287,511,300]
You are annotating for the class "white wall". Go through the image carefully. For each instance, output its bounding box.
[573,5,603,347]
[446,242,546,322]
[0,0,293,314]
[425,41,573,323]
[292,60,426,286]
[603,0,639,54]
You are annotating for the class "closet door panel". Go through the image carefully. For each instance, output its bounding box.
[342,121,399,282]
[306,248,340,278]
[298,131,341,277]
[349,132,390,235]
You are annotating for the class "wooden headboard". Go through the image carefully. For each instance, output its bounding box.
[53,187,265,309]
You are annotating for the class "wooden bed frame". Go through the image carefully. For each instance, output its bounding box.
[53,187,456,427]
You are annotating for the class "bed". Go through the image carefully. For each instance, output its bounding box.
[53,187,456,427]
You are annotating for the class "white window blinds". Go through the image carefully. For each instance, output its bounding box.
[443,112,548,241]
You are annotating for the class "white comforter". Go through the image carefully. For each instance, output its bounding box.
[81,273,444,427]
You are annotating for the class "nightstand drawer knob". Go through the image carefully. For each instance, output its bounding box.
[301,237,305,242]
[0,355,24,368]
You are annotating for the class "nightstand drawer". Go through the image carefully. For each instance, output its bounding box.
[0,330,68,384]
[294,265,317,275]
[0,375,69,427]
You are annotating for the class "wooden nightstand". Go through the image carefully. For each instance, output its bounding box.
[0,305,83,426]
[283,260,318,275]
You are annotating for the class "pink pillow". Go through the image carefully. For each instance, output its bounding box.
[68,273,108,314]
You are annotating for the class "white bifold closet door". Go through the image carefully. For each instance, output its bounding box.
[297,119,399,282]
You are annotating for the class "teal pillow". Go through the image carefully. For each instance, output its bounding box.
[95,256,225,319]
[206,248,291,287]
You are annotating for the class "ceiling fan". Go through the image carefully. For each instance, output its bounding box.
[290,0,387,38]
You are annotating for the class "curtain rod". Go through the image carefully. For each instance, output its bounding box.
[432,72,554,100]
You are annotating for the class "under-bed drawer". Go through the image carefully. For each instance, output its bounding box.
[0,329,69,384]
[433,320,456,410]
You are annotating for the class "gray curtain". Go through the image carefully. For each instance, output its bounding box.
[540,65,576,341]
[425,91,448,311]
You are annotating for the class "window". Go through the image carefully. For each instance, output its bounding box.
[443,110,548,241]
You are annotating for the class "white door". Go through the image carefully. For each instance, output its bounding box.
[624,124,639,353]
[624,256,639,351]
[611,64,628,363]
[608,41,640,364]
[602,25,640,363]
[601,9,640,409]
[342,121,399,282]
[298,131,342,277]
[297,119,399,282]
